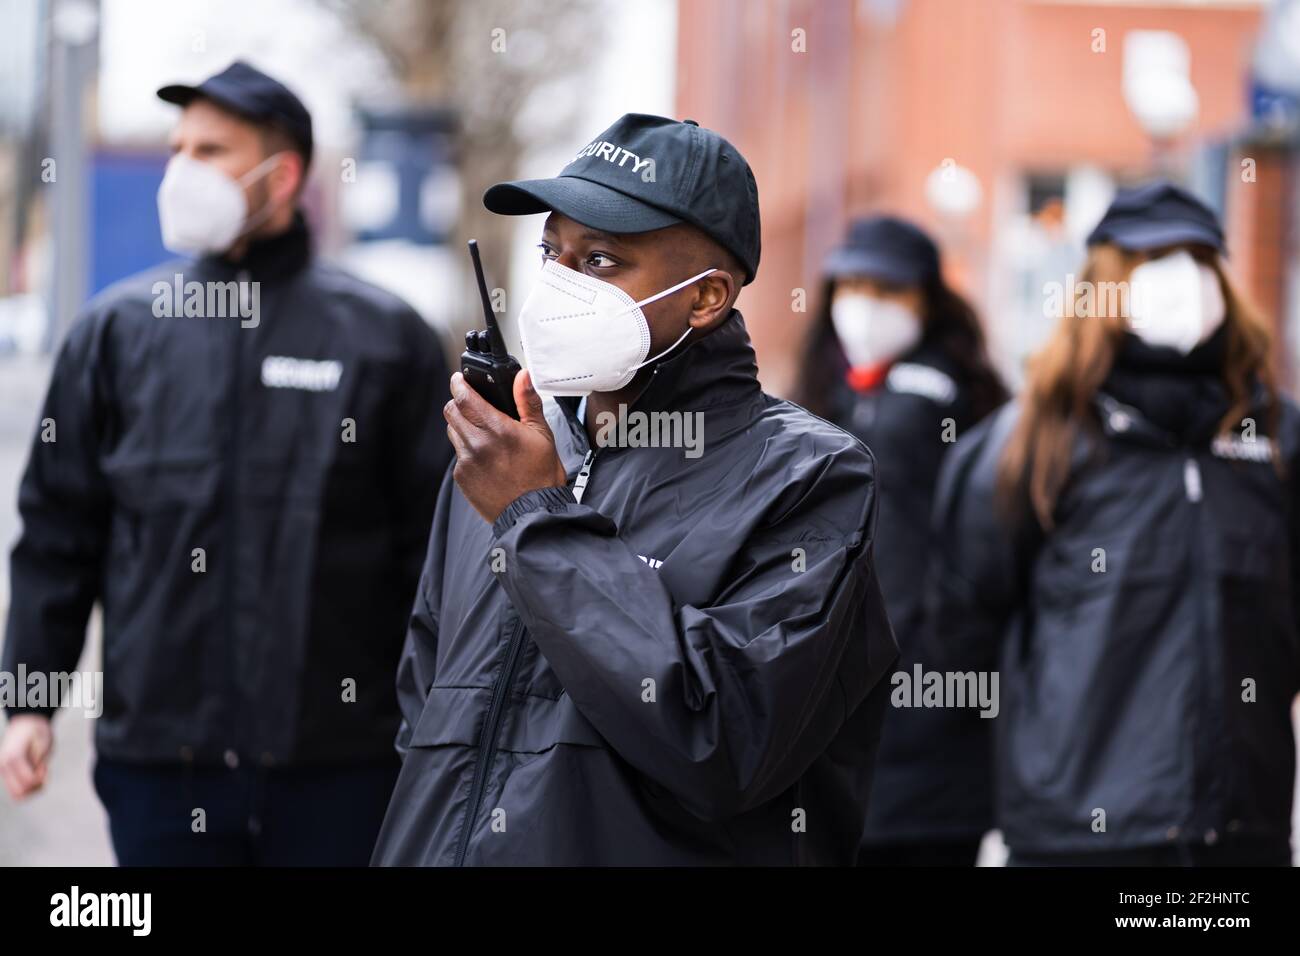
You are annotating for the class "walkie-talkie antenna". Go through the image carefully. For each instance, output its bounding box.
[467,240,508,359]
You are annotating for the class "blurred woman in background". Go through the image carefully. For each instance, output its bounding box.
[795,215,1007,866]
[926,182,1300,865]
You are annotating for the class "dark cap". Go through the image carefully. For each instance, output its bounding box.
[824,215,941,286]
[484,113,761,284]
[158,60,313,169]
[1086,180,1224,254]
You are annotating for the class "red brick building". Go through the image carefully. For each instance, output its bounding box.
[676,0,1281,393]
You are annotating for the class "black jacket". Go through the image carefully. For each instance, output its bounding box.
[827,345,997,845]
[926,330,1300,853]
[370,312,898,866]
[2,214,451,767]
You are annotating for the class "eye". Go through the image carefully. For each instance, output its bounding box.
[587,251,617,269]
[537,242,557,262]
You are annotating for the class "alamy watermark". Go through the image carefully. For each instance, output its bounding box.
[152,273,260,328]
[890,664,999,718]
[0,665,103,717]
[593,403,704,459]
[50,886,150,936]
[1042,273,1151,322]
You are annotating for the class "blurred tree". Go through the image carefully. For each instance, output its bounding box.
[317,0,602,324]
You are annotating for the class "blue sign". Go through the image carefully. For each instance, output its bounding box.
[91,150,171,295]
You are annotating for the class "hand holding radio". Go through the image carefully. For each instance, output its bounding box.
[446,241,567,523]
[445,368,568,523]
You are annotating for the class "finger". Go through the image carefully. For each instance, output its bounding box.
[445,421,470,462]
[514,370,549,430]
[15,743,40,788]
[448,403,497,470]
[444,399,471,454]
[3,752,36,795]
[29,729,52,766]
[450,371,507,431]
[444,396,482,451]
[444,395,474,437]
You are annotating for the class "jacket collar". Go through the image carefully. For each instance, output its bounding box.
[1096,327,1249,446]
[198,209,312,281]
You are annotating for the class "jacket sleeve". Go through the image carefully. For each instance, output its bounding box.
[921,405,1037,675]
[489,447,895,823]
[392,461,455,759]
[2,313,113,718]
[383,313,453,609]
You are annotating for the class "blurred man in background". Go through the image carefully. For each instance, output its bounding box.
[0,61,451,865]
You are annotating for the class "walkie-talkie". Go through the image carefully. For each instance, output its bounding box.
[460,239,521,419]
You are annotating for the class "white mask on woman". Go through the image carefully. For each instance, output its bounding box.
[830,293,922,370]
[1127,250,1225,354]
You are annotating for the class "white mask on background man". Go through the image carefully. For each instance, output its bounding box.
[1127,250,1225,354]
[516,259,717,396]
[830,293,922,370]
[157,152,285,256]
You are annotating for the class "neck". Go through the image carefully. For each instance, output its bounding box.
[208,208,311,282]
[224,204,297,263]
[583,367,654,445]
[557,309,757,450]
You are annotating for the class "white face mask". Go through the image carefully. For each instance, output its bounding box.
[1127,250,1225,354]
[157,152,285,256]
[830,292,922,370]
[516,259,717,396]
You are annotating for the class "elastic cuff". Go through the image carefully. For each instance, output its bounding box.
[492,484,578,538]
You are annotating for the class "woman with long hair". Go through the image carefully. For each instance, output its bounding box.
[794,215,1007,866]
[927,181,1299,865]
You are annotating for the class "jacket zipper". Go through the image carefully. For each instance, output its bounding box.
[1184,452,1226,840]
[572,449,596,503]
[453,616,527,866]
[454,436,599,865]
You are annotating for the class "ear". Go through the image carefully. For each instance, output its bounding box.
[687,271,736,333]
[268,152,304,205]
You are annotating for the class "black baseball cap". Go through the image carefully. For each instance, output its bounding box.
[158,60,313,169]
[1086,180,1225,254]
[824,215,941,286]
[484,113,761,284]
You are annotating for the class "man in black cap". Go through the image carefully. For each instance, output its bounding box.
[0,61,452,865]
[370,114,897,865]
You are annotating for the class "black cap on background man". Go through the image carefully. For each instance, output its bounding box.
[158,59,314,170]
